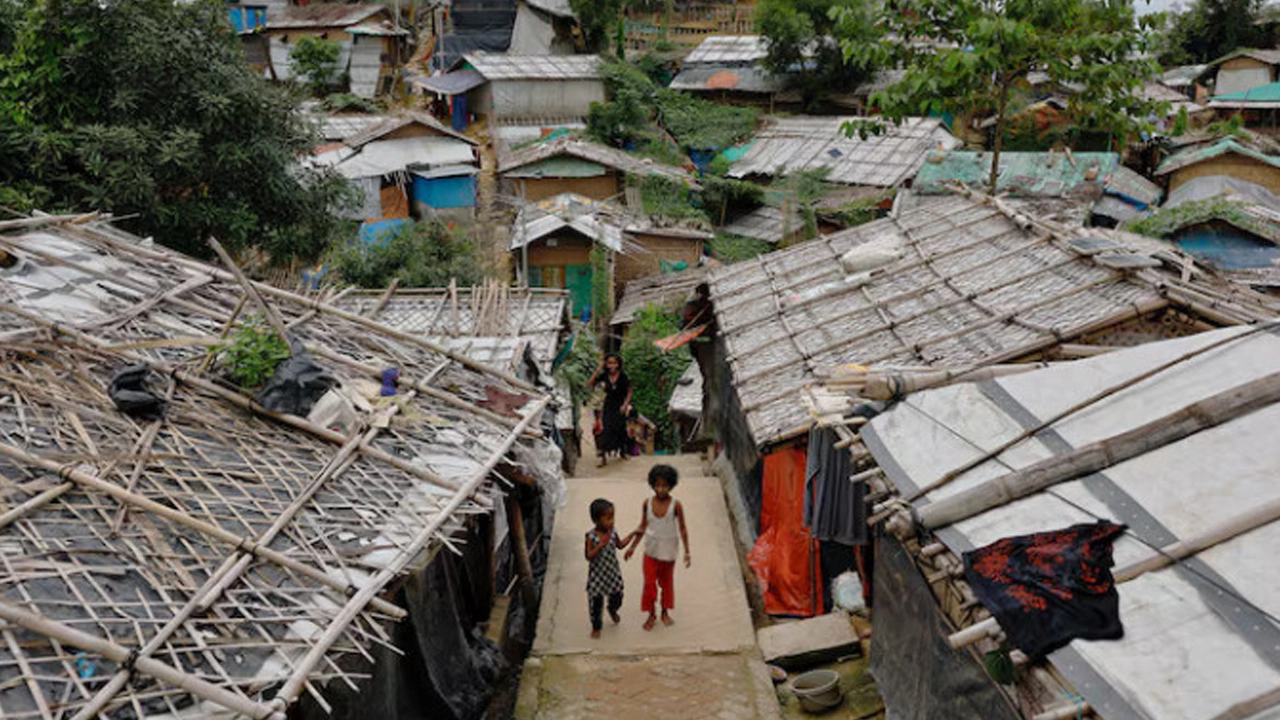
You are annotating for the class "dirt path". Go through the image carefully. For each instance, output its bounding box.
[515,453,782,720]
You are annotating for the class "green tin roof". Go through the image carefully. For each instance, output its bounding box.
[1213,82,1280,102]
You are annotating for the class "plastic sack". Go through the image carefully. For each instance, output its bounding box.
[832,571,865,613]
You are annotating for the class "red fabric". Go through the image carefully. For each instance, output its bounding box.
[641,555,675,612]
[748,445,823,616]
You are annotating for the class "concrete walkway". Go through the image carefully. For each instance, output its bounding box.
[515,452,782,720]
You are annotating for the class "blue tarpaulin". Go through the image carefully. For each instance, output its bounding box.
[412,174,477,209]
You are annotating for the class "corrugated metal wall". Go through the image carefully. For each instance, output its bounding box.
[489,79,605,120]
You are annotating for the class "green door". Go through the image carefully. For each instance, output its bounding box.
[565,264,593,319]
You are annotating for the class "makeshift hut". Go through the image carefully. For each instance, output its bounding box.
[914,150,1163,227]
[727,116,960,188]
[1196,48,1280,97]
[609,265,709,341]
[0,215,565,720]
[508,0,576,55]
[414,53,603,131]
[498,136,698,206]
[699,192,1280,618]
[259,4,407,97]
[309,112,480,220]
[668,363,706,452]
[669,36,793,107]
[1208,81,1280,131]
[831,325,1280,720]
[1154,138,1280,196]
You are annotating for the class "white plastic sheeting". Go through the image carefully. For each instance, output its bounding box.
[348,37,382,98]
[863,327,1280,720]
[489,79,605,119]
[318,137,477,179]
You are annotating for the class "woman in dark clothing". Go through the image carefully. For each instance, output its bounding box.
[588,353,633,467]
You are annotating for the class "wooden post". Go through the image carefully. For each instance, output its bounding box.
[918,370,1280,530]
[505,493,538,611]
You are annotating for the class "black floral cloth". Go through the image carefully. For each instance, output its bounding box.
[963,520,1127,658]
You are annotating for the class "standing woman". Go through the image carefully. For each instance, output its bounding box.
[588,353,633,467]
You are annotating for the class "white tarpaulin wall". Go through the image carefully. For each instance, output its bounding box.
[348,37,382,98]
[489,79,605,119]
[861,326,1280,720]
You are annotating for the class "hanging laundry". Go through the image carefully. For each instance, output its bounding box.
[963,520,1127,658]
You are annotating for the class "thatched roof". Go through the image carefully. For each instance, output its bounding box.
[707,193,1280,448]
[332,283,570,373]
[857,326,1280,720]
[0,215,556,719]
[610,266,708,327]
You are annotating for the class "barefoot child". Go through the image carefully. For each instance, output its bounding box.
[585,498,636,639]
[624,464,690,630]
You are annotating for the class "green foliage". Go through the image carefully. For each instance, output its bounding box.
[1126,197,1267,239]
[216,316,291,390]
[620,303,691,451]
[846,0,1161,191]
[629,136,690,167]
[1207,114,1248,139]
[570,0,622,51]
[327,219,482,288]
[701,175,765,225]
[757,0,880,108]
[553,322,602,411]
[826,190,893,228]
[587,61,657,146]
[708,233,774,263]
[1172,106,1190,137]
[0,0,352,261]
[323,93,379,114]
[1155,0,1267,64]
[589,60,759,152]
[290,36,341,96]
[635,174,709,223]
[655,89,759,151]
[589,244,612,332]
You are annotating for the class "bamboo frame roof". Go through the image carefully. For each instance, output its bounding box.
[0,216,554,719]
[331,283,570,373]
[610,266,708,327]
[707,193,1280,448]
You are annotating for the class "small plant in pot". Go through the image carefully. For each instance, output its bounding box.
[214,316,291,391]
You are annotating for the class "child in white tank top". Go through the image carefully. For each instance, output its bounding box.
[624,464,691,630]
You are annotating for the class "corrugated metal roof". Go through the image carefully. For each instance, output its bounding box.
[1155,139,1280,176]
[499,137,697,186]
[669,65,789,94]
[668,362,702,416]
[611,266,708,325]
[721,205,804,244]
[728,116,960,187]
[343,111,477,148]
[318,114,389,142]
[684,35,770,64]
[1207,47,1280,69]
[509,193,626,251]
[464,52,602,80]
[312,136,477,179]
[265,3,386,30]
[1162,63,1207,87]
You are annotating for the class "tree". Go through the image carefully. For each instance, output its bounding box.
[290,36,342,96]
[0,0,352,261]
[755,0,880,108]
[844,0,1161,190]
[1156,0,1267,65]
[327,219,482,288]
[619,303,691,452]
[570,0,624,53]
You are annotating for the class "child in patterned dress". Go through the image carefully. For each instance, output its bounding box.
[585,498,636,638]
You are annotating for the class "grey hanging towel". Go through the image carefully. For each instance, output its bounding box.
[803,426,867,545]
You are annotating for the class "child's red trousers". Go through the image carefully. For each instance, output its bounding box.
[641,554,675,612]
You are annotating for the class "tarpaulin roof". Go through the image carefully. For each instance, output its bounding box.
[463,52,602,80]
[916,151,1163,207]
[412,69,487,96]
[313,136,476,179]
[861,326,1280,720]
[684,35,770,64]
[1155,139,1280,176]
[265,3,386,29]
[669,65,790,94]
[1210,80,1280,106]
[509,193,626,252]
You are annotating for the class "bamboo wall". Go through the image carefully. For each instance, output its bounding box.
[507,174,620,203]
[1169,155,1280,195]
[614,233,704,288]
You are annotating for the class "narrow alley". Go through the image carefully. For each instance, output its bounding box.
[515,452,782,720]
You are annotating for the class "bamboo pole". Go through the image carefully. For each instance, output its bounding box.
[274,395,550,707]
[0,440,406,619]
[1032,699,1091,720]
[0,483,73,530]
[0,599,286,720]
[0,212,98,232]
[207,237,291,344]
[505,493,538,611]
[1209,686,1280,720]
[919,370,1280,530]
[71,398,414,720]
[910,322,1279,503]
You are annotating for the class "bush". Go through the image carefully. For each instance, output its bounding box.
[290,37,342,96]
[708,233,774,263]
[327,219,482,288]
[620,303,692,451]
[216,315,290,390]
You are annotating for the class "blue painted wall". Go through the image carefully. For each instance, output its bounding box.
[413,174,477,209]
[227,5,267,33]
